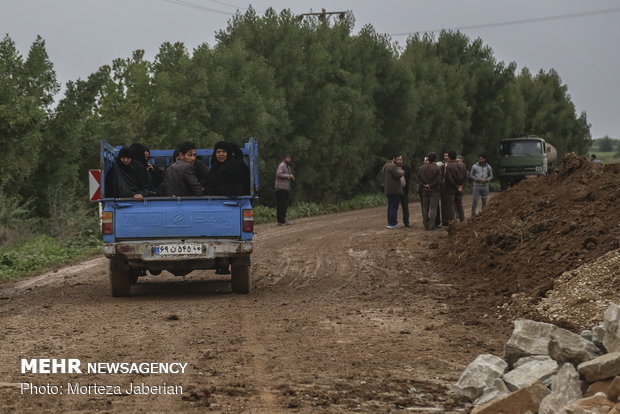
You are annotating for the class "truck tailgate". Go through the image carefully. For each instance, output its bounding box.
[113,198,244,239]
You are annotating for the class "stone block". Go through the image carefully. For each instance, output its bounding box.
[593,324,608,352]
[608,377,620,402]
[564,392,615,412]
[549,328,601,366]
[456,354,508,401]
[471,381,550,414]
[504,319,558,366]
[474,378,511,406]
[503,357,558,391]
[578,353,620,382]
[604,304,620,353]
[539,363,583,414]
[515,355,555,368]
[586,379,616,398]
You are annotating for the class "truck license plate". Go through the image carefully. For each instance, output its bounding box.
[153,243,203,255]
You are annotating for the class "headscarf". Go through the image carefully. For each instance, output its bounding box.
[128,143,149,166]
[204,141,250,197]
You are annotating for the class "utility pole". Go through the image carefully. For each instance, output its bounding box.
[298,8,347,22]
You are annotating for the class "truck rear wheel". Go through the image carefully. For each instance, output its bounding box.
[109,257,131,297]
[231,258,252,294]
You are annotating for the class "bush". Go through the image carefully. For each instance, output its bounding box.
[43,187,100,239]
[254,193,385,224]
[0,191,39,246]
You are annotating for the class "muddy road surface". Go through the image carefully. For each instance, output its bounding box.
[1,200,509,413]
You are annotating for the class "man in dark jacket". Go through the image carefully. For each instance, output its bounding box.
[417,152,442,230]
[444,150,468,223]
[162,142,203,196]
[398,155,412,227]
[382,154,405,229]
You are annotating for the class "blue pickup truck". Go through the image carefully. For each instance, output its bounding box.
[96,139,258,296]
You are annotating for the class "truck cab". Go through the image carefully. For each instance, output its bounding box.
[498,136,557,190]
[97,139,258,296]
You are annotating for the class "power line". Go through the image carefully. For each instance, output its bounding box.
[162,0,235,16]
[389,6,620,37]
[204,0,246,10]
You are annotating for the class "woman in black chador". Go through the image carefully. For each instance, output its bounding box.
[104,147,150,200]
[204,141,250,197]
[128,142,162,194]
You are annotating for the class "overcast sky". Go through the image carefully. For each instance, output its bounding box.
[2,0,619,139]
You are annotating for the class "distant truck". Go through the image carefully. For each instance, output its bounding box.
[93,139,258,297]
[498,136,557,190]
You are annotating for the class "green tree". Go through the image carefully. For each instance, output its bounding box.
[517,68,591,155]
[0,35,50,201]
[598,135,615,152]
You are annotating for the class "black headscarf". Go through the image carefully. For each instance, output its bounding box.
[204,141,250,197]
[128,143,149,166]
[105,147,149,198]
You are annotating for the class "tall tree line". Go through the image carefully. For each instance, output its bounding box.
[0,7,592,225]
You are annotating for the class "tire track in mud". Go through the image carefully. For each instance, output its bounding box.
[236,306,284,414]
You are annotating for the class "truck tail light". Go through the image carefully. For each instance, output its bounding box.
[242,209,253,233]
[102,211,113,234]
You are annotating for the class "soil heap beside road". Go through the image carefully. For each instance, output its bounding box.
[439,154,620,330]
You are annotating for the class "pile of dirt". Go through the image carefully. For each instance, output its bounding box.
[534,248,620,329]
[439,153,620,329]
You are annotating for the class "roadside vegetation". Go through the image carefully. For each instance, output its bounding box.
[254,193,385,224]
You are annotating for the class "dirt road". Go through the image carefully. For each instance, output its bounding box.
[0,200,510,413]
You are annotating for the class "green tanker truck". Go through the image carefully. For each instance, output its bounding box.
[498,136,558,190]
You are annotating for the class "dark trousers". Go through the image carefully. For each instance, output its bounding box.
[275,189,289,224]
[399,192,410,226]
[445,191,465,223]
[421,190,440,230]
[440,189,451,226]
[386,194,400,226]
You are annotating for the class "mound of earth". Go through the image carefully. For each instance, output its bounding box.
[534,247,620,329]
[439,153,620,330]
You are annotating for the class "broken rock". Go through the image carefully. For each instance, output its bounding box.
[604,304,620,353]
[503,356,558,391]
[578,352,620,382]
[455,354,508,401]
[548,327,601,365]
[471,381,550,414]
[504,319,558,366]
[539,363,584,414]
[474,378,511,406]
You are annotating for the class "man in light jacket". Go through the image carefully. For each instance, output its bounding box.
[275,154,295,225]
[470,154,493,216]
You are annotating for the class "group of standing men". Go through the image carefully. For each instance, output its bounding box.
[382,151,493,230]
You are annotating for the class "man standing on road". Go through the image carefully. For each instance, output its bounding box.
[382,154,405,229]
[397,155,412,228]
[418,153,442,230]
[275,154,295,226]
[470,154,493,216]
[439,151,450,227]
[444,150,468,224]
